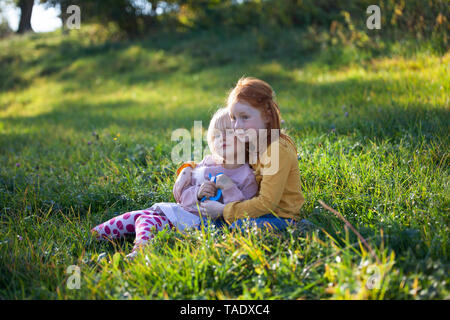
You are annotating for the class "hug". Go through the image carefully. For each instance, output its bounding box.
[91,76,307,259]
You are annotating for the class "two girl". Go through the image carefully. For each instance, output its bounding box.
[92,76,306,258]
[175,76,305,230]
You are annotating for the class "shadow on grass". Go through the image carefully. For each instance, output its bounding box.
[0,26,364,93]
[2,76,448,152]
[1,23,445,95]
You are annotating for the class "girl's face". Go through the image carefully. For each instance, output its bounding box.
[229,100,268,142]
[213,129,239,163]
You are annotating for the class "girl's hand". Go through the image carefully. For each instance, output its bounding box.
[173,167,192,202]
[197,181,217,200]
[215,174,235,190]
[200,200,225,219]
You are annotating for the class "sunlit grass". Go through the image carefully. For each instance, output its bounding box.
[0,26,448,299]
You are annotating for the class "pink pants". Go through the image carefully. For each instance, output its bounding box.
[91,206,174,253]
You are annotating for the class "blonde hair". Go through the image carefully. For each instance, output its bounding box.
[207,107,232,157]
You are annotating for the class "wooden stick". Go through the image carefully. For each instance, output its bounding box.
[318,200,381,264]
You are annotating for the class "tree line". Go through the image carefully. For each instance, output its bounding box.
[3,0,448,43]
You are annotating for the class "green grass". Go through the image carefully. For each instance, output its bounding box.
[0,25,449,299]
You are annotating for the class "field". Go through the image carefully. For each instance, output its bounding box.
[0,25,448,299]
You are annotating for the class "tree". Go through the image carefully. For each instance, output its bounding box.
[50,0,70,33]
[17,0,34,33]
[45,0,154,36]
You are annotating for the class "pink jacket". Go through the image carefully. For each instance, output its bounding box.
[175,155,258,215]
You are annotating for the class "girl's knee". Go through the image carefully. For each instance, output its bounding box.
[135,215,151,227]
[135,215,145,224]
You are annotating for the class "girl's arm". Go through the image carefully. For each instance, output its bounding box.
[221,185,245,203]
[220,170,259,203]
[175,160,216,209]
[178,184,201,208]
[173,161,198,202]
[173,167,192,203]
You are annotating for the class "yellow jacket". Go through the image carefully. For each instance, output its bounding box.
[222,134,305,223]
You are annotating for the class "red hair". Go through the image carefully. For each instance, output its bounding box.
[225,76,291,147]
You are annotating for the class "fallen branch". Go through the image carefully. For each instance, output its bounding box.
[318,200,381,264]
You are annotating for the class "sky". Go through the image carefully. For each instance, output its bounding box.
[2,1,62,32]
[0,0,188,33]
